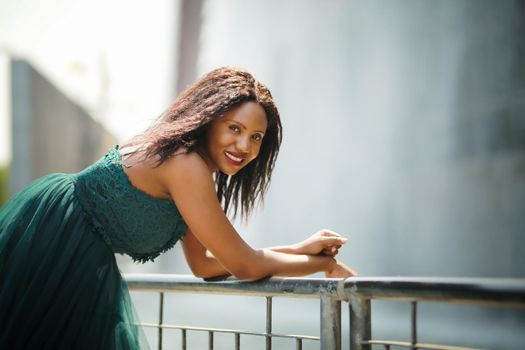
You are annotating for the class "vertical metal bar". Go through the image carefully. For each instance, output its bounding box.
[320,293,341,350]
[296,338,303,350]
[208,331,214,350]
[234,333,240,350]
[181,329,186,350]
[411,301,418,350]
[266,296,272,350]
[158,292,164,350]
[349,294,371,350]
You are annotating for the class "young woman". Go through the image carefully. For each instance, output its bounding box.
[0,67,356,349]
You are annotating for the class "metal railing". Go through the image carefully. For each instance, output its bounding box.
[124,274,525,350]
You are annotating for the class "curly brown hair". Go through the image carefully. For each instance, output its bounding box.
[127,67,282,219]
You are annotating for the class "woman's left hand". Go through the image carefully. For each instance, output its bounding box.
[325,259,358,278]
[293,229,348,257]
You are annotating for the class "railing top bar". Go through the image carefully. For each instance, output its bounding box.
[124,273,343,298]
[124,274,525,304]
[344,277,525,305]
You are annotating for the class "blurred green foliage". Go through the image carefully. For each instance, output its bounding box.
[0,164,9,206]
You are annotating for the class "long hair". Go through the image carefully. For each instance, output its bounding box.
[128,67,282,219]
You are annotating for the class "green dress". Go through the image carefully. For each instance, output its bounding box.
[0,146,188,349]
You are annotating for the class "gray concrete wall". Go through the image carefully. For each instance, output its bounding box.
[188,1,525,348]
[198,0,525,279]
[9,58,116,195]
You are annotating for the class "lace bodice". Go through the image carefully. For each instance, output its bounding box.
[73,146,187,262]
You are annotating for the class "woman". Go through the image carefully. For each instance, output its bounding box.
[0,67,356,349]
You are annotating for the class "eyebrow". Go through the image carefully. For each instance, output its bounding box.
[223,119,266,134]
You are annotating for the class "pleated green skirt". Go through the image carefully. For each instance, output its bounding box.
[0,174,149,349]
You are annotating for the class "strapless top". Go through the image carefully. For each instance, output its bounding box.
[74,146,187,262]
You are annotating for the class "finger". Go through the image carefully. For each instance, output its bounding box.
[322,243,342,255]
[343,263,359,277]
[322,248,334,256]
[322,247,337,257]
[320,229,342,237]
[322,237,347,246]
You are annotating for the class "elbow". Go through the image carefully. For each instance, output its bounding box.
[192,269,219,279]
[192,269,209,279]
[229,266,269,281]
[187,262,211,279]
[190,264,262,280]
[190,265,217,279]
[227,250,273,281]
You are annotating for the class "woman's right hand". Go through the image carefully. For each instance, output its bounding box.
[293,229,348,257]
[325,259,358,278]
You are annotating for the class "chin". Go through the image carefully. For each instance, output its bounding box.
[221,168,241,176]
[219,162,248,176]
[219,161,248,176]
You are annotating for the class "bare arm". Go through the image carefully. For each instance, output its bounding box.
[180,228,230,279]
[181,227,349,279]
[268,229,348,256]
[161,153,337,281]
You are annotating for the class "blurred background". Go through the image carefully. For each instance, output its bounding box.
[1,0,524,348]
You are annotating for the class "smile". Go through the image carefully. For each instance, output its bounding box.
[224,151,245,165]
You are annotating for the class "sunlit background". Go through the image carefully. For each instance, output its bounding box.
[1,0,524,348]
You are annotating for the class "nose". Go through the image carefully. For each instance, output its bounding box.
[236,135,251,153]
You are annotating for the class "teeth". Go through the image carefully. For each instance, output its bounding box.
[225,152,243,162]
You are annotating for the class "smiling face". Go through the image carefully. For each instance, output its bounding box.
[202,101,268,175]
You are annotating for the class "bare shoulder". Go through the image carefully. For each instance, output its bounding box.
[156,151,215,196]
[161,151,209,174]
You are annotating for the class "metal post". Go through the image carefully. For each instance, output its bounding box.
[411,301,417,349]
[296,338,303,350]
[234,333,240,350]
[320,293,341,350]
[158,292,164,350]
[181,329,186,350]
[266,296,272,350]
[208,331,214,350]
[349,294,371,350]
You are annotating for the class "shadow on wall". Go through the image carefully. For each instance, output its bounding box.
[8,58,117,196]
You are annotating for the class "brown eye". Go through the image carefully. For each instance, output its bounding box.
[229,125,240,133]
[252,133,263,142]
